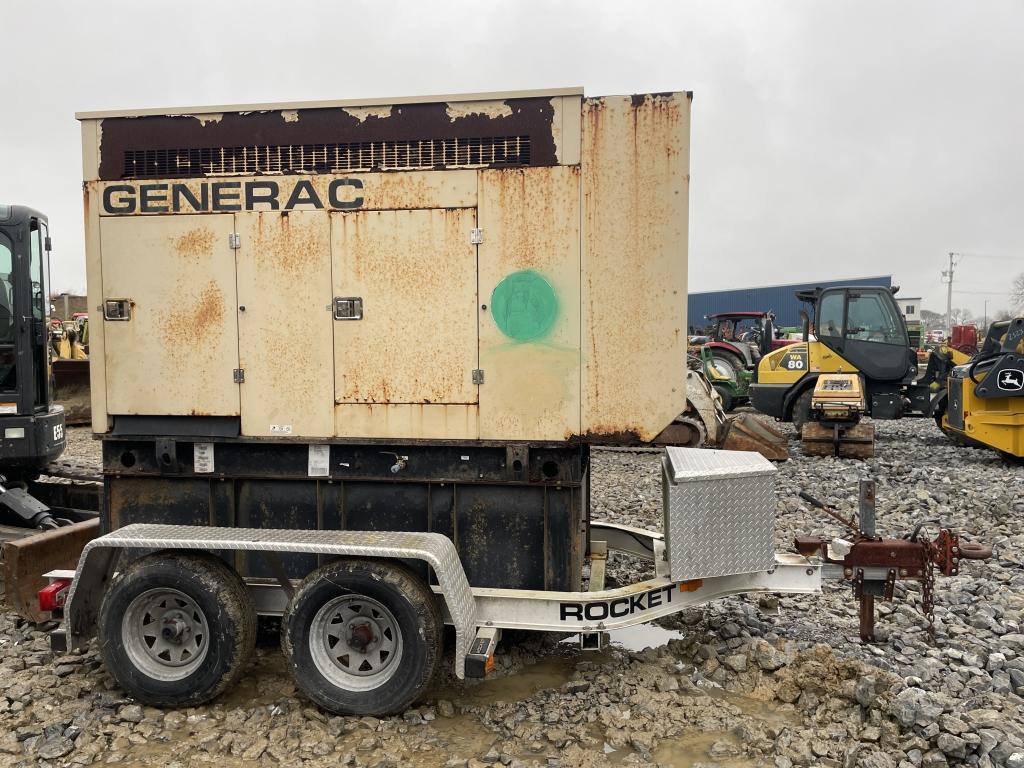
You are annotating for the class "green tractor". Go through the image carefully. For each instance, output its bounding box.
[697,346,751,412]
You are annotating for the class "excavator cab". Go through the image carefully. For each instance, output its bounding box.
[0,205,66,476]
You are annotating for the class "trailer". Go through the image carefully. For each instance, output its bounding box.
[28,88,988,716]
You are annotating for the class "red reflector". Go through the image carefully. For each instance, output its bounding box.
[38,579,72,612]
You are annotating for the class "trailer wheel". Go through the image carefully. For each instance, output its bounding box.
[282,559,442,716]
[98,552,256,707]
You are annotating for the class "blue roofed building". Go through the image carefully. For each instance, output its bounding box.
[688,275,893,332]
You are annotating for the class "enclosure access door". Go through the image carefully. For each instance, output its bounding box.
[99,214,240,415]
[331,208,479,404]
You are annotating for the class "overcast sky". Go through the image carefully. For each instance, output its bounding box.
[3,0,1022,319]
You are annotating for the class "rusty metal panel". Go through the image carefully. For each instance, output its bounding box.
[83,184,109,432]
[478,166,581,441]
[332,209,479,407]
[335,404,479,440]
[90,96,563,180]
[580,93,690,442]
[236,211,334,437]
[552,95,582,166]
[92,171,476,217]
[99,214,240,415]
[2,519,99,622]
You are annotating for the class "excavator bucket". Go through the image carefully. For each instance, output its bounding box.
[721,413,790,461]
[801,422,875,459]
[51,359,91,425]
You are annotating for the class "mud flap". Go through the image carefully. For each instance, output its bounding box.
[801,422,875,459]
[1,519,99,621]
[720,413,790,461]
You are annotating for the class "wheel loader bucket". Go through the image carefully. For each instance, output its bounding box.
[721,413,790,461]
[1,519,98,622]
[52,359,91,425]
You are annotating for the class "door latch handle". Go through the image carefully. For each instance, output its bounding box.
[103,299,132,321]
[333,297,363,321]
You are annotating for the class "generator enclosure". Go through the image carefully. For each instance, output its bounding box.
[77,88,690,591]
[661,447,776,580]
[78,88,688,444]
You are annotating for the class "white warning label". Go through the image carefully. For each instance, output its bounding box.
[308,444,330,477]
[194,443,215,474]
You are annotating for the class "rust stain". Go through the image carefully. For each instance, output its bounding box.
[566,426,643,445]
[171,227,216,259]
[164,281,225,346]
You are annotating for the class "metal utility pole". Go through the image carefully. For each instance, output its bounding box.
[942,252,958,333]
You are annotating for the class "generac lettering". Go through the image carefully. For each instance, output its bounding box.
[101,179,364,214]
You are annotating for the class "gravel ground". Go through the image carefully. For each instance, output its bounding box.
[0,420,1022,768]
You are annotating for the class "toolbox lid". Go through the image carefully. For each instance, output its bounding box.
[663,446,777,483]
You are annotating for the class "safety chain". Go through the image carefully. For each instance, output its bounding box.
[921,539,937,641]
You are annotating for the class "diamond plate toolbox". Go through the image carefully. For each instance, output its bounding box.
[662,446,777,580]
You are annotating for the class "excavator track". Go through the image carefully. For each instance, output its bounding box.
[40,458,102,485]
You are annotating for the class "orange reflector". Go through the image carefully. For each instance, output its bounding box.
[678,579,703,592]
[484,654,495,674]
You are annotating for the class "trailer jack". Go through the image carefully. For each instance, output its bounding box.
[794,480,992,642]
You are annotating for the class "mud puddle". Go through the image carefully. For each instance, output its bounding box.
[432,652,583,706]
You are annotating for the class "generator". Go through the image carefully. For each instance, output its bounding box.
[77,89,690,591]
[32,88,988,718]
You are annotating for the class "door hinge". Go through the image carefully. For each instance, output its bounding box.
[470,228,483,245]
[233,368,245,383]
[229,233,241,249]
[472,369,485,385]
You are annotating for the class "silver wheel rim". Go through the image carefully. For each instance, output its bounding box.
[122,588,209,681]
[711,355,738,380]
[309,594,403,692]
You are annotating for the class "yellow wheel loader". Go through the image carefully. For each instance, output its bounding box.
[749,285,930,457]
[932,317,1024,460]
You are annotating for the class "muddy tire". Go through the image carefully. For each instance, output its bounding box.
[98,552,256,707]
[282,559,442,716]
[713,384,734,412]
[710,351,744,381]
[791,389,814,433]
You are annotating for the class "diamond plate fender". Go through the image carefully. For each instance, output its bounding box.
[63,524,476,678]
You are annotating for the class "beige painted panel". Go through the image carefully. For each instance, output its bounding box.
[581,94,690,442]
[93,170,476,216]
[99,214,240,415]
[335,404,478,440]
[478,166,581,441]
[236,211,334,437]
[331,209,479,406]
[83,185,108,431]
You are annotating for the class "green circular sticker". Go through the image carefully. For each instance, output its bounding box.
[490,270,558,341]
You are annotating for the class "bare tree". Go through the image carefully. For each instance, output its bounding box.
[1013,272,1024,310]
[949,307,974,326]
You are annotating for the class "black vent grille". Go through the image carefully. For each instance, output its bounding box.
[122,136,531,179]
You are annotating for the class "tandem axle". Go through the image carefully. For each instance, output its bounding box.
[35,449,986,717]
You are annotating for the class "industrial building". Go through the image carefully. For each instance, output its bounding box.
[688,275,893,332]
